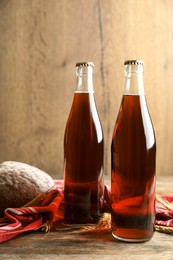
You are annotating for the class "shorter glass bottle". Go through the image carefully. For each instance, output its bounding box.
[111,60,156,242]
[64,62,104,224]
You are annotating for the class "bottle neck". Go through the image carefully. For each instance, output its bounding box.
[124,63,144,95]
[75,65,94,93]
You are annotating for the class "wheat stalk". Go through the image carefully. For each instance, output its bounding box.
[80,213,111,234]
[155,225,173,234]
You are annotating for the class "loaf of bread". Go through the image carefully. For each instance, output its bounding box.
[0,161,55,215]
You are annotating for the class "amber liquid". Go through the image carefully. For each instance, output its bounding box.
[111,95,156,242]
[64,92,104,224]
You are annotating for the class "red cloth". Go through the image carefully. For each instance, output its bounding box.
[155,195,173,227]
[0,180,64,243]
[0,181,173,243]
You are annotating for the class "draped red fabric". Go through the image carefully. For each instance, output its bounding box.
[0,180,64,243]
[155,195,173,227]
[0,181,172,243]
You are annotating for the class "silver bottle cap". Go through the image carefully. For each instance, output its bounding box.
[124,60,144,65]
[76,62,94,67]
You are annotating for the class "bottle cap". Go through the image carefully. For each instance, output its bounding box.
[124,60,144,65]
[76,62,94,67]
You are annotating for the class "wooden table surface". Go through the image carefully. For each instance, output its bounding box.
[0,176,173,260]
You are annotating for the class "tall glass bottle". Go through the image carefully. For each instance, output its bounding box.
[111,60,156,242]
[64,62,104,224]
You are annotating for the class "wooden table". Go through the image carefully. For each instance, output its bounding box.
[0,176,173,260]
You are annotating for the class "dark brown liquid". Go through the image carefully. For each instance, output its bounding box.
[64,92,104,224]
[111,95,156,241]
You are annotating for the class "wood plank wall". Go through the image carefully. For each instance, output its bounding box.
[0,0,173,178]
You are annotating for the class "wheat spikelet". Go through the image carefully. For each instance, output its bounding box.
[155,225,173,235]
[80,213,111,234]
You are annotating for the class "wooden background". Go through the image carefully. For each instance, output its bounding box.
[0,0,173,178]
